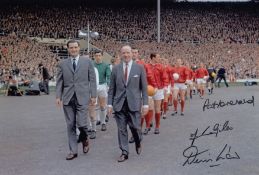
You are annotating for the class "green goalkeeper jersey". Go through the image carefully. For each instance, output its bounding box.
[93,61,111,86]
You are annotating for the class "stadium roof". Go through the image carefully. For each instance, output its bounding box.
[1,0,254,6]
[3,0,157,5]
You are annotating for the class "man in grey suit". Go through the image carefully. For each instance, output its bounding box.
[56,40,97,160]
[107,45,148,162]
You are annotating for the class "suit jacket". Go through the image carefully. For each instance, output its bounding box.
[56,56,97,105]
[108,61,148,112]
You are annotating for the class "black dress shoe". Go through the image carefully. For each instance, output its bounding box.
[135,143,142,155]
[96,121,101,125]
[117,154,128,162]
[82,139,90,154]
[66,153,78,160]
[129,137,135,143]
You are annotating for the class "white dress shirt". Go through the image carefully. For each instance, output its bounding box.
[123,60,133,84]
[71,55,79,66]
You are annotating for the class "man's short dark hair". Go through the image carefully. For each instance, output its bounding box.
[67,40,80,48]
[150,53,156,59]
[94,50,103,55]
[132,48,138,51]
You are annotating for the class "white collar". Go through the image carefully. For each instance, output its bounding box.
[71,55,79,62]
[123,59,133,67]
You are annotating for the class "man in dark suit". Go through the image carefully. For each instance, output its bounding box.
[39,63,50,94]
[107,45,148,162]
[56,40,97,160]
[216,66,229,88]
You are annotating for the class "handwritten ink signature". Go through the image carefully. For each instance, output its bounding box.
[182,145,212,166]
[189,121,233,146]
[203,96,254,112]
[182,121,240,167]
[182,144,240,167]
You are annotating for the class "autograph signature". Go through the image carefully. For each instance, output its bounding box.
[203,96,254,112]
[182,144,240,167]
[182,121,240,167]
[190,120,233,145]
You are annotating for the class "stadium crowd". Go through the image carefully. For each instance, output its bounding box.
[93,40,259,79]
[0,34,59,84]
[0,2,259,81]
[1,3,259,43]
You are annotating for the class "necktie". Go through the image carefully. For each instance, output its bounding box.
[73,59,76,71]
[124,63,128,82]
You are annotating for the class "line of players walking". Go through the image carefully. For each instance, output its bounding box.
[87,48,229,140]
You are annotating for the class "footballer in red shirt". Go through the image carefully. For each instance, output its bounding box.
[170,59,190,116]
[195,63,209,99]
[146,53,169,134]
